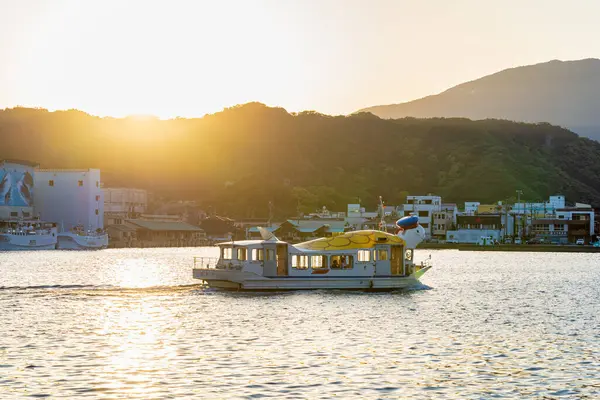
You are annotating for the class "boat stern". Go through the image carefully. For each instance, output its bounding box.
[193,267,250,289]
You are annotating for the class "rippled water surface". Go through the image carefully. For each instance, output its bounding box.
[1,248,599,399]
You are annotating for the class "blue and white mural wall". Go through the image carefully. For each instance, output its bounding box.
[0,168,34,207]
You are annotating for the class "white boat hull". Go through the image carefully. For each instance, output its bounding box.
[193,266,431,290]
[0,234,57,251]
[57,233,109,250]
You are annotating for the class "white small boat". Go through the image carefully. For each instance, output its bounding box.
[192,223,432,291]
[0,221,58,251]
[56,225,109,250]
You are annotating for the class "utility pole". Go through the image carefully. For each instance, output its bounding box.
[516,190,523,240]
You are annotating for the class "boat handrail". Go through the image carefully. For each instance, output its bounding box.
[419,255,432,269]
[193,256,219,269]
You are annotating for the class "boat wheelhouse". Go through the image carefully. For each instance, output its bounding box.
[193,225,431,290]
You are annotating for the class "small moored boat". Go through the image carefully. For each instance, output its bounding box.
[192,220,432,290]
[0,220,58,251]
[56,224,108,250]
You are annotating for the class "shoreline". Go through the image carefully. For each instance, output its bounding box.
[419,243,600,252]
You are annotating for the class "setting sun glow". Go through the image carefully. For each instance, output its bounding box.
[2,0,600,118]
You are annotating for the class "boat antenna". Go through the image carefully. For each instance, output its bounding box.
[268,201,273,227]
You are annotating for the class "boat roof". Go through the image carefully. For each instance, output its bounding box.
[295,230,405,251]
[217,239,287,246]
[217,230,405,250]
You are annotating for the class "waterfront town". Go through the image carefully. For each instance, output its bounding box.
[1,159,598,249]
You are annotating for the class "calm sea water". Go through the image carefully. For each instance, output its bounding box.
[1,248,599,399]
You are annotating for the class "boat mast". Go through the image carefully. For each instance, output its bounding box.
[378,196,387,232]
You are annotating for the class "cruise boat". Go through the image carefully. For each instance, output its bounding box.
[0,220,58,251]
[56,225,109,250]
[192,218,432,290]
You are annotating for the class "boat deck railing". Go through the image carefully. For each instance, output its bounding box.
[193,257,219,269]
[0,229,54,236]
[419,256,432,269]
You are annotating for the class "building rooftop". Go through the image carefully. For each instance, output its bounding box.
[127,219,204,232]
[0,159,39,167]
[36,168,97,173]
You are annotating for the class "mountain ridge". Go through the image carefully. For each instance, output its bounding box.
[358,58,600,141]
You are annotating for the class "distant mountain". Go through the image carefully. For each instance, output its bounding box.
[358,59,600,141]
[2,103,600,218]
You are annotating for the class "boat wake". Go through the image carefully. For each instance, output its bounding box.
[0,283,206,295]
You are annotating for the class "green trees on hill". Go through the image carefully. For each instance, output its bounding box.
[1,103,599,218]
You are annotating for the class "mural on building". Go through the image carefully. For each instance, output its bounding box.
[0,170,34,206]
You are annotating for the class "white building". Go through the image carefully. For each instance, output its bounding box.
[34,169,104,231]
[0,159,38,220]
[345,204,378,230]
[512,195,565,216]
[464,202,480,215]
[399,195,442,238]
[104,188,148,215]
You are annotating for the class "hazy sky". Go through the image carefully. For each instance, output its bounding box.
[1,0,599,118]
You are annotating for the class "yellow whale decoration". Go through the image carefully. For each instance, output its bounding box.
[295,230,405,251]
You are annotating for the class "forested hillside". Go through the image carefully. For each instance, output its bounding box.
[2,103,600,217]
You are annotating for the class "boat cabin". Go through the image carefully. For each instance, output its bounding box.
[205,231,417,278]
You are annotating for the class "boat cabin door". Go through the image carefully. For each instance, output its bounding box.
[374,244,391,276]
[390,245,404,276]
[262,243,277,277]
[276,244,288,276]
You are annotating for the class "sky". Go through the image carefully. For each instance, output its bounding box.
[1,0,600,118]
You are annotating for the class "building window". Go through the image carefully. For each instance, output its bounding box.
[237,248,247,261]
[49,180,54,187]
[311,255,327,269]
[95,209,99,215]
[78,180,83,187]
[357,249,371,262]
[222,247,232,260]
[376,249,389,261]
[418,211,428,217]
[251,248,264,261]
[292,255,309,269]
[22,212,30,217]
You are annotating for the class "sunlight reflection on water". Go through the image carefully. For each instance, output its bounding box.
[1,248,599,399]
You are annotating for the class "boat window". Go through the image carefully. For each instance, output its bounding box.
[292,255,309,269]
[311,255,327,269]
[237,248,247,261]
[330,256,341,269]
[330,255,353,269]
[340,255,353,269]
[376,249,389,261]
[266,249,275,261]
[222,247,233,260]
[357,250,371,262]
[252,248,264,261]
